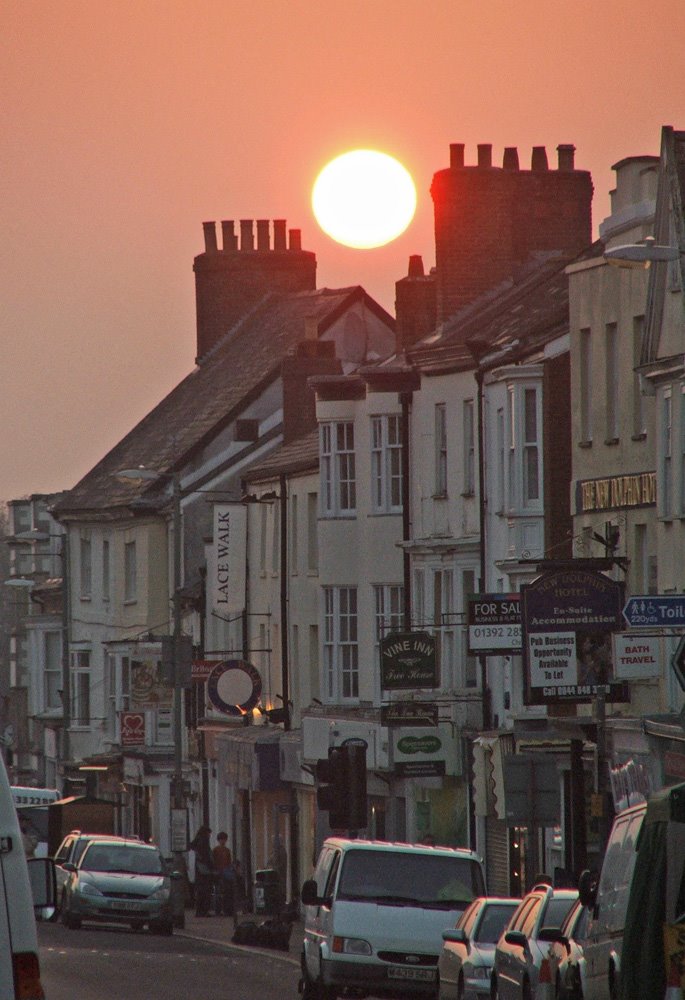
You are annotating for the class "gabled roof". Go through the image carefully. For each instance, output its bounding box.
[242,428,319,483]
[55,287,373,516]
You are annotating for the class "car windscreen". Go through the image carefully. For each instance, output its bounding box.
[475,903,518,943]
[337,850,484,909]
[80,844,163,875]
[543,896,576,929]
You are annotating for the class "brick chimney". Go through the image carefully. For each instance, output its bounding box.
[193,219,317,361]
[430,142,593,325]
[281,337,342,443]
[395,255,437,350]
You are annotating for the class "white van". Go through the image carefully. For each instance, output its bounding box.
[1,757,56,999]
[577,799,646,1000]
[300,838,486,999]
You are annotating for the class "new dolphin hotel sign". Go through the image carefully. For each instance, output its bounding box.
[522,567,627,705]
[576,471,656,513]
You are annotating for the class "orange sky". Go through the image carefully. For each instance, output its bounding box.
[3,0,685,501]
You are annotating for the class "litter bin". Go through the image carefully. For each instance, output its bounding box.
[254,868,281,915]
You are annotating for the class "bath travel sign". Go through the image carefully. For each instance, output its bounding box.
[380,631,438,690]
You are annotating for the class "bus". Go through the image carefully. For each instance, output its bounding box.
[10,786,61,807]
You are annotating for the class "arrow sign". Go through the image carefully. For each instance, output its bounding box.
[623,595,685,629]
[672,636,685,693]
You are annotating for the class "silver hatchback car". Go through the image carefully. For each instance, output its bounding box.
[491,885,578,1000]
[438,896,519,1000]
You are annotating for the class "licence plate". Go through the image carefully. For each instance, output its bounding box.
[114,900,145,910]
[387,967,435,982]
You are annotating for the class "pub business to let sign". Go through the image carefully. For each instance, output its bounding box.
[522,568,626,705]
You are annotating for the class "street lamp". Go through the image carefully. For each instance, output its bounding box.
[604,236,683,268]
[115,467,185,847]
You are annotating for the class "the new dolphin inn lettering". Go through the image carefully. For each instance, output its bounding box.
[577,471,656,513]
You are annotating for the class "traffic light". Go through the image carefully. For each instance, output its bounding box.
[316,743,367,832]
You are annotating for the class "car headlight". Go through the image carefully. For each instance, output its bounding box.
[332,936,372,956]
[78,881,104,897]
[148,886,170,902]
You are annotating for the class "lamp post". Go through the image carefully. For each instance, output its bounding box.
[603,236,683,268]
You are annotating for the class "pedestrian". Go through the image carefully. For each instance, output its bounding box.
[189,825,214,916]
[212,831,235,918]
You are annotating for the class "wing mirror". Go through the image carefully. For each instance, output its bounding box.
[578,869,598,909]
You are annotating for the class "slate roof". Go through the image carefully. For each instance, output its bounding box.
[55,287,375,516]
[242,428,319,483]
[407,250,585,374]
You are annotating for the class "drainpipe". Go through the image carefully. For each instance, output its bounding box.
[279,474,290,731]
[475,369,492,730]
[400,392,412,630]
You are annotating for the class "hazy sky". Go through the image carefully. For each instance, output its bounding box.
[3,0,685,502]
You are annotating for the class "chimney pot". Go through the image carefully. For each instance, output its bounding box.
[256,219,270,251]
[477,144,492,168]
[408,254,425,278]
[450,143,465,169]
[221,220,238,251]
[202,221,218,253]
[273,219,287,251]
[503,147,520,170]
[240,219,254,251]
[557,144,576,171]
[289,228,302,251]
[531,146,549,171]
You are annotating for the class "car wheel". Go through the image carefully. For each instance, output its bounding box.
[457,972,465,1000]
[299,958,335,1000]
[522,979,532,1000]
[490,975,499,1000]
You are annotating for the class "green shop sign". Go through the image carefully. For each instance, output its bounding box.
[397,735,442,755]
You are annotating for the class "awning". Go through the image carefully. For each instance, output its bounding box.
[217,726,284,792]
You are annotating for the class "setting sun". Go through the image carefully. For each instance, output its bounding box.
[312,149,416,249]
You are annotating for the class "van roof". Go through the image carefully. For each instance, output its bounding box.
[322,837,481,859]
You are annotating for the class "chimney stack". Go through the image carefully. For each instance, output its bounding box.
[203,221,218,253]
[221,220,238,251]
[194,218,317,360]
[557,144,576,171]
[531,146,549,171]
[240,220,254,251]
[256,219,270,251]
[395,254,437,351]
[503,147,520,170]
[429,140,593,324]
[477,144,493,168]
[273,219,287,251]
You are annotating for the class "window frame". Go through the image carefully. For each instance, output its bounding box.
[320,421,357,517]
[323,586,359,702]
[371,414,403,514]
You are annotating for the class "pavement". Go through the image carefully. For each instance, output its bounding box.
[177,909,303,967]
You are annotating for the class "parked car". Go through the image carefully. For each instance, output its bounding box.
[545,897,590,1000]
[438,896,519,1000]
[491,885,578,1000]
[60,837,177,934]
[301,838,486,1000]
[53,829,141,908]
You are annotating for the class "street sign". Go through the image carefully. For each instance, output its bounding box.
[623,595,685,629]
[467,594,521,654]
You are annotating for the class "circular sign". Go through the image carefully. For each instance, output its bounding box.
[206,660,262,716]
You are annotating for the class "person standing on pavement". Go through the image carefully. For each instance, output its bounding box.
[189,825,214,917]
[212,831,235,918]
